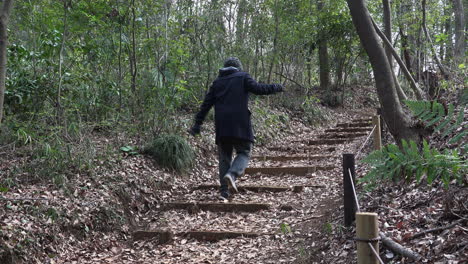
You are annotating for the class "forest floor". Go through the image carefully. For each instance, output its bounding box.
[0,93,467,263]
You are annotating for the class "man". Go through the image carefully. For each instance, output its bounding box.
[189,57,283,200]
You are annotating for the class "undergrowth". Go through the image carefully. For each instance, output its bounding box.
[144,134,195,172]
[361,99,467,190]
[361,139,466,189]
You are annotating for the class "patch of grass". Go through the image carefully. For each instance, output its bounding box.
[144,134,195,172]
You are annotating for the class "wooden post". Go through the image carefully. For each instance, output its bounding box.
[343,154,356,226]
[356,212,379,264]
[372,115,382,150]
[376,108,384,136]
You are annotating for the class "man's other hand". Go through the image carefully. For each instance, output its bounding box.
[188,125,201,136]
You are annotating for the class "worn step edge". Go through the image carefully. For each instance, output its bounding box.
[336,122,372,128]
[303,139,348,145]
[290,139,347,145]
[132,229,269,242]
[319,133,367,139]
[184,231,267,242]
[194,184,325,192]
[325,128,372,133]
[251,155,332,161]
[353,118,373,122]
[267,146,336,152]
[161,202,271,212]
[245,166,334,176]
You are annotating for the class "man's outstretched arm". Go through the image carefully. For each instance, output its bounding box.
[244,74,284,95]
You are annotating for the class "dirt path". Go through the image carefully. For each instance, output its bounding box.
[0,111,376,264]
[94,116,374,263]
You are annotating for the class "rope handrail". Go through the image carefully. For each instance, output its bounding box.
[356,124,377,159]
[347,118,384,264]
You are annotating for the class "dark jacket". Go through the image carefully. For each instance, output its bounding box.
[194,67,282,144]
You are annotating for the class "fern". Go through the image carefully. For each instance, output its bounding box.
[361,140,466,188]
[405,100,466,144]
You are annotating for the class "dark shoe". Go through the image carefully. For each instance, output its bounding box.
[219,192,229,201]
[223,173,238,193]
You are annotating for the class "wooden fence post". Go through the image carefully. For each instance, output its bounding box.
[356,212,379,264]
[372,115,382,150]
[343,153,356,226]
[376,108,384,136]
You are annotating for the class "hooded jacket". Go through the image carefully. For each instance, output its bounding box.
[194,67,282,144]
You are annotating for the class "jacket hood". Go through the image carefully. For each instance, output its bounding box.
[218,66,240,77]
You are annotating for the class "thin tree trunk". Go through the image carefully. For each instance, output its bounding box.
[57,0,69,125]
[130,0,137,93]
[0,0,13,124]
[118,18,123,111]
[382,0,393,68]
[452,0,465,66]
[267,0,279,83]
[317,0,330,90]
[371,18,421,100]
[346,0,421,144]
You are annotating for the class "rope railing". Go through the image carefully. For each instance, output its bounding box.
[356,124,377,159]
[344,115,384,264]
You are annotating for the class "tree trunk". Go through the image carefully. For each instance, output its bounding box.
[57,0,69,124]
[317,0,330,90]
[0,0,14,124]
[371,18,422,100]
[452,0,465,66]
[382,0,393,68]
[267,0,279,83]
[346,0,420,144]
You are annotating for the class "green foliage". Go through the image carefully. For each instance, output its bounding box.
[361,140,466,189]
[120,145,138,156]
[279,223,292,234]
[251,100,289,145]
[301,96,330,126]
[404,100,466,144]
[144,134,194,172]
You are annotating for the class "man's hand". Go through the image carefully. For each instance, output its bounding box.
[188,124,201,136]
[274,83,284,92]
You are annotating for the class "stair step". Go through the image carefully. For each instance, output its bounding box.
[195,184,325,193]
[319,133,367,139]
[267,146,336,152]
[353,118,373,122]
[336,122,372,128]
[245,166,334,176]
[161,202,271,213]
[251,155,332,161]
[325,127,372,133]
[132,229,266,242]
[183,231,265,242]
[305,139,347,145]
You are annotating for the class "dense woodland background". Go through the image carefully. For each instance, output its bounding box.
[0,0,465,137]
[0,0,466,263]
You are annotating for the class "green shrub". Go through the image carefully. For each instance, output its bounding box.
[144,134,194,172]
[251,100,290,145]
[361,140,466,189]
[301,96,329,126]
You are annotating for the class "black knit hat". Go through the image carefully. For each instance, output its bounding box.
[223,57,243,70]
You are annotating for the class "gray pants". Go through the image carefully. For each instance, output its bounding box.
[217,138,252,195]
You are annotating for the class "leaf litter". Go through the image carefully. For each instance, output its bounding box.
[0,107,466,263]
